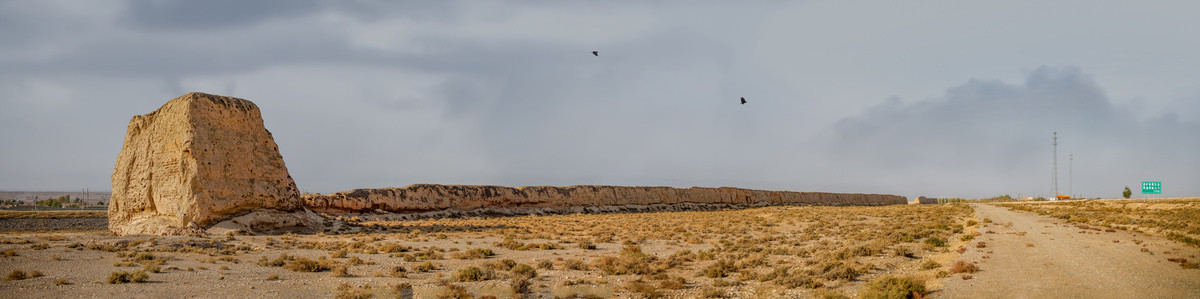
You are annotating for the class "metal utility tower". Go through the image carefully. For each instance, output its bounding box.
[1052,132,1058,197]
[1069,152,1074,198]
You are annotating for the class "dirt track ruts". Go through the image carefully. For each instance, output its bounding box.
[936,203,1200,298]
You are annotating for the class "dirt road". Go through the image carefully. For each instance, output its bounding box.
[936,204,1200,298]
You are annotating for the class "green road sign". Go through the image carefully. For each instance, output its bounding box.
[1141,181,1161,194]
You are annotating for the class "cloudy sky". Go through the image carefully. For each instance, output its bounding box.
[2,1,1197,199]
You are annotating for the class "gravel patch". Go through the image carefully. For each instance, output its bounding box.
[0,218,107,232]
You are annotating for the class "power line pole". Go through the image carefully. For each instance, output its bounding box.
[1052,132,1058,198]
[1069,152,1074,199]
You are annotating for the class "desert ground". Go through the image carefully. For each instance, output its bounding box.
[1,199,1198,298]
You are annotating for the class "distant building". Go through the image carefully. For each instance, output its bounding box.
[1055,195,1071,200]
[915,196,938,204]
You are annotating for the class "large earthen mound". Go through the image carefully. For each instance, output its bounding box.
[109,92,319,235]
[304,184,907,217]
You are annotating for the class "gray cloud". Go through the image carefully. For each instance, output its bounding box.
[822,67,1199,198]
[1,1,1197,199]
[123,0,322,30]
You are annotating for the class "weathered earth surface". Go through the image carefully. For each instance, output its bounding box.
[109,92,318,236]
[303,184,907,215]
[936,204,1200,298]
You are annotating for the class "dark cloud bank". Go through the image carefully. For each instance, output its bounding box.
[822,67,1198,198]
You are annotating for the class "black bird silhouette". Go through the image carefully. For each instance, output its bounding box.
[740,97,747,105]
[592,51,598,56]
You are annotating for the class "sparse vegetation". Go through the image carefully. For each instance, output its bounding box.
[0,202,976,297]
[107,270,149,284]
[860,275,926,299]
[998,198,1200,247]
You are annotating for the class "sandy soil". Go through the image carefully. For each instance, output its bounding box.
[936,204,1200,298]
[0,205,975,298]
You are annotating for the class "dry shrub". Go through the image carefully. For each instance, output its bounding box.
[563,259,588,270]
[107,270,148,284]
[657,276,687,290]
[919,260,940,270]
[285,258,331,272]
[483,259,517,271]
[437,282,471,299]
[777,272,822,289]
[331,265,351,277]
[510,277,532,294]
[536,260,554,270]
[577,240,596,250]
[389,266,407,278]
[625,280,664,299]
[949,260,978,274]
[700,260,736,278]
[860,275,925,299]
[511,264,537,279]
[5,270,27,281]
[451,248,494,260]
[452,266,494,282]
[334,286,372,299]
[595,245,660,275]
[811,288,849,299]
[330,249,348,258]
[413,261,437,272]
[817,260,863,281]
[700,287,726,298]
[258,253,293,267]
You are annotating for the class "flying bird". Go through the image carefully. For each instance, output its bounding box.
[740,97,747,105]
[592,51,598,56]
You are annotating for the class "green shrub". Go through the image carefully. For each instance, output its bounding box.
[1168,233,1200,247]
